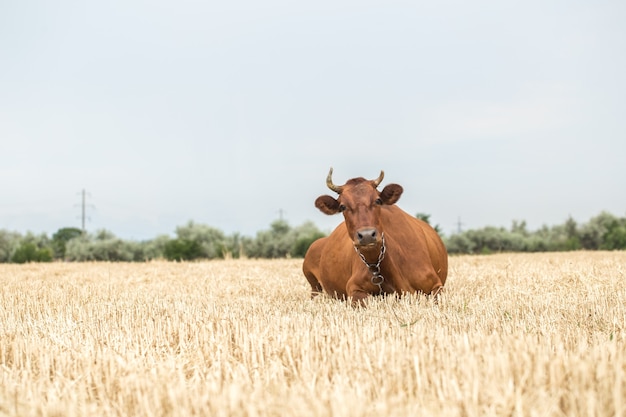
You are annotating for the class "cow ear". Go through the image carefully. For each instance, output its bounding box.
[315,195,341,215]
[379,184,403,205]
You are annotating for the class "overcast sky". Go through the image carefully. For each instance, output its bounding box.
[1,0,625,240]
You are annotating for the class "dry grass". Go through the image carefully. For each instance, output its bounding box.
[1,252,625,417]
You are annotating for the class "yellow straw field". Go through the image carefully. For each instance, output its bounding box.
[1,252,625,416]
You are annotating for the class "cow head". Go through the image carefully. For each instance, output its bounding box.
[315,168,403,248]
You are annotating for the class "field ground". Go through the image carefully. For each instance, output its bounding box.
[1,252,625,417]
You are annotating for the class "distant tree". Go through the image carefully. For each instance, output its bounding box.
[52,227,83,259]
[64,230,140,261]
[223,232,246,258]
[444,233,475,254]
[10,232,54,263]
[599,215,626,250]
[141,235,171,260]
[95,229,117,241]
[579,212,617,250]
[244,220,326,258]
[563,216,581,250]
[175,221,227,259]
[524,235,550,253]
[533,224,567,251]
[247,220,293,258]
[11,242,53,263]
[0,230,21,263]
[291,221,326,258]
[65,234,93,261]
[126,240,148,261]
[163,239,203,261]
[511,220,529,237]
[446,226,528,254]
[19,231,51,247]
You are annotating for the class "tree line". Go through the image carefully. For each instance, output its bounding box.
[445,211,626,254]
[0,220,325,263]
[0,211,624,263]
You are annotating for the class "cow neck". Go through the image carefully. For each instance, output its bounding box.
[353,233,386,292]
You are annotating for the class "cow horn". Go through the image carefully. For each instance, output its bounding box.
[372,170,385,187]
[326,167,344,194]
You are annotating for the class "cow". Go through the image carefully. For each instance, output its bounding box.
[302,168,448,305]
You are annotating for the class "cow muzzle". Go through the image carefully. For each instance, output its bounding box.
[355,228,379,247]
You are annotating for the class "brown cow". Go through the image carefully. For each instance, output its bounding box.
[302,168,448,304]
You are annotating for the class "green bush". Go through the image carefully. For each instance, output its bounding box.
[175,221,227,259]
[0,230,21,263]
[141,235,171,260]
[65,230,141,261]
[52,227,83,259]
[244,220,326,258]
[163,239,203,261]
[601,218,626,250]
[11,242,53,263]
[292,232,326,258]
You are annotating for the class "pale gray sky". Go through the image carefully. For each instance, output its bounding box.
[1,0,625,240]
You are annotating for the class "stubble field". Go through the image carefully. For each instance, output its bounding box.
[1,251,625,417]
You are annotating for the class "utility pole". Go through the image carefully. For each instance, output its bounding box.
[81,189,86,232]
[77,189,93,234]
[277,209,285,221]
[455,216,464,234]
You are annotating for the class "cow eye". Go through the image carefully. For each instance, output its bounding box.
[338,204,346,212]
[375,198,383,206]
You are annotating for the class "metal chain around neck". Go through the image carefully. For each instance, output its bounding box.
[353,233,386,293]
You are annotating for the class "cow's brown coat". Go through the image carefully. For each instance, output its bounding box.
[302,169,448,304]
